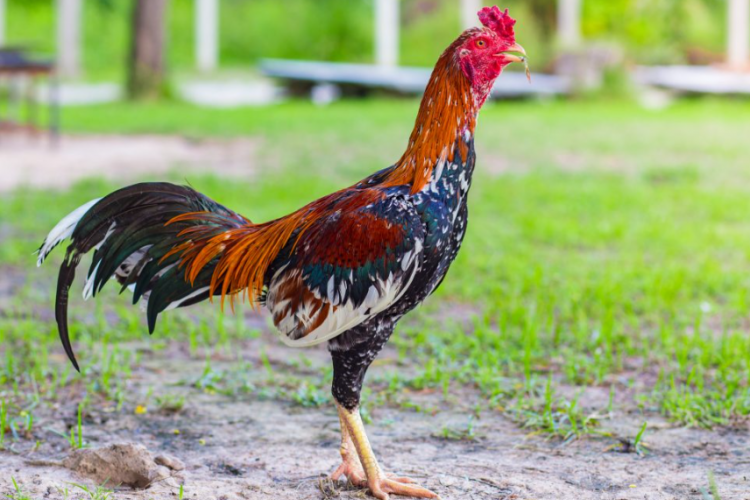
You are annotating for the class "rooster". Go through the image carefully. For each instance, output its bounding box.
[38,7,525,499]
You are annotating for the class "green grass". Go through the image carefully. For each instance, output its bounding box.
[5,478,33,500]
[3,479,114,500]
[1,97,750,443]
[68,483,114,500]
[58,97,750,181]
[0,400,8,449]
[68,403,84,450]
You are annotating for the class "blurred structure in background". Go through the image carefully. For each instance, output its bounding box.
[728,0,749,68]
[56,0,82,78]
[265,0,569,99]
[637,0,750,94]
[460,0,482,29]
[0,0,748,119]
[375,0,399,67]
[196,0,219,73]
[557,0,581,48]
[0,48,57,140]
[127,0,168,99]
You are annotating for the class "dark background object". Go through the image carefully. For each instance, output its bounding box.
[0,47,58,141]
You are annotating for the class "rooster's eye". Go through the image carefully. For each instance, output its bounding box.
[475,39,486,48]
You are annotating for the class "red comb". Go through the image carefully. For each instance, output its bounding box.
[477,6,516,40]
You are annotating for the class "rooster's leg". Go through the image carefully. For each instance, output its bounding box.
[331,410,367,485]
[331,409,415,488]
[334,402,439,500]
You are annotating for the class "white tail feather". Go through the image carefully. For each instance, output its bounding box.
[81,222,117,300]
[82,261,101,300]
[164,286,211,311]
[37,198,101,267]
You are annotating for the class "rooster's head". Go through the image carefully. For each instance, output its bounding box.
[454,6,526,99]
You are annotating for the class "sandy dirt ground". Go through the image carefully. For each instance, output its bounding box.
[0,134,258,192]
[0,334,748,500]
[1,135,749,499]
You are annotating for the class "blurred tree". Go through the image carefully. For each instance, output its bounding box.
[127,0,168,99]
[218,0,372,65]
[583,0,725,64]
[524,0,556,42]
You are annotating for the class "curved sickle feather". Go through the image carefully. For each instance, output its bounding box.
[56,252,81,372]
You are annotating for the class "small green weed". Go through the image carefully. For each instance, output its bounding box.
[433,416,479,442]
[70,483,114,500]
[700,470,722,500]
[68,404,85,450]
[0,400,8,449]
[5,478,33,500]
[290,382,329,408]
[156,394,186,415]
[633,421,649,456]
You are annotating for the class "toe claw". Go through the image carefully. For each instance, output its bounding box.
[384,478,439,498]
[372,490,390,500]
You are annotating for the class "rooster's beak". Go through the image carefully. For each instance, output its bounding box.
[496,43,526,63]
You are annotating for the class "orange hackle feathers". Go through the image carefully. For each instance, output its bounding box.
[381,32,479,194]
[165,209,310,308]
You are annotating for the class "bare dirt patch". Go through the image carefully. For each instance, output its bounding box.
[0,134,260,192]
[0,331,748,500]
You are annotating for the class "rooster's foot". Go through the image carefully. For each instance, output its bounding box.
[331,455,367,486]
[332,460,421,491]
[335,403,439,499]
[365,472,439,500]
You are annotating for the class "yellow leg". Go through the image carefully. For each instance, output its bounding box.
[331,410,367,485]
[334,402,439,500]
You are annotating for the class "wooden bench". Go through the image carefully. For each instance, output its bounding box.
[259,59,570,99]
[0,47,59,141]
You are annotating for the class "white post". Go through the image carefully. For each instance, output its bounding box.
[728,0,749,68]
[558,0,582,48]
[375,0,398,67]
[56,0,83,77]
[196,0,219,72]
[460,0,482,29]
[0,0,6,47]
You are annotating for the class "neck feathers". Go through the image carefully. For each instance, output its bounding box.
[382,37,480,194]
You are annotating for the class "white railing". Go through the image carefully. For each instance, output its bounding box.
[728,0,749,68]
[56,0,82,77]
[196,0,219,72]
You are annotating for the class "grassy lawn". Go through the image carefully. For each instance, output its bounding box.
[59,97,750,183]
[2,97,750,453]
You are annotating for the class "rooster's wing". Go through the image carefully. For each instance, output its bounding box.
[266,191,425,347]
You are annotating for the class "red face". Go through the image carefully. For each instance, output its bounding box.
[455,6,525,102]
[458,29,526,99]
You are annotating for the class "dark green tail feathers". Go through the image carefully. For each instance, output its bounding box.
[37,182,248,371]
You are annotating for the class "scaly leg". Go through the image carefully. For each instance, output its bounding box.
[333,402,439,500]
[331,411,416,488]
[331,410,367,485]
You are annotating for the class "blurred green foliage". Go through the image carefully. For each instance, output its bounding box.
[3,0,729,78]
[583,0,725,64]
